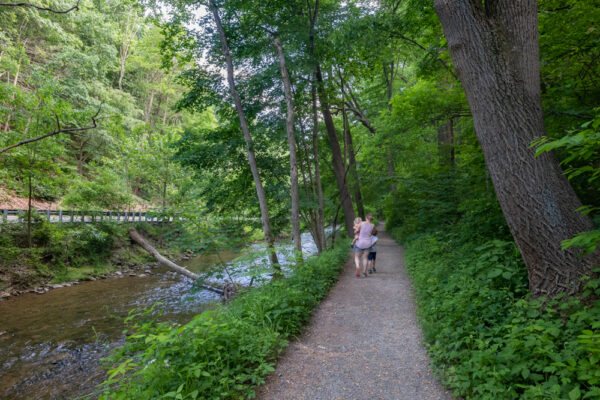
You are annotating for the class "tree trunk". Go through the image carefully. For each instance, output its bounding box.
[434,0,598,297]
[314,62,355,237]
[27,174,32,248]
[298,135,323,254]
[343,107,365,219]
[145,89,155,124]
[437,118,454,167]
[209,0,279,268]
[384,64,397,192]
[118,43,128,91]
[311,82,326,252]
[118,14,138,92]
[77,143,84,175]
[273,37,302,256]
[162,95,170,126]
[151,93,162,128]
[307,0,354,237]
[3,63,20,132]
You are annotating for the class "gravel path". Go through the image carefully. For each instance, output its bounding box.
[257,226,453,400]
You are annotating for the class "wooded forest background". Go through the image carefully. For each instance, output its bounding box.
[1,0,599,292]
[2,0,600,399]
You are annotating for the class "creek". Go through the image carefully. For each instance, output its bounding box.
[0,232,320,399]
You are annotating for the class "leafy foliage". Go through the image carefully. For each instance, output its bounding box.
[98,244,349,399]
[535,110,600,254]
[0,0,195,211]
[397,228,600,400]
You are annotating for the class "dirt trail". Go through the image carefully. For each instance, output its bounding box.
[257,225,453,400]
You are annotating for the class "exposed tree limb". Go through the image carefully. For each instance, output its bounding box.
[0,0,79,13]
[0,103,102,154]
[128,227,225,296]
[343,101,376,133]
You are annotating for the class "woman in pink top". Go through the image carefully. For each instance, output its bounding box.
[354,213,374,277]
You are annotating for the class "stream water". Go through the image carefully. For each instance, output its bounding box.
[0,233,320,399]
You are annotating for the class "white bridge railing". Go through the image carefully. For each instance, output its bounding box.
[1,209,177,224]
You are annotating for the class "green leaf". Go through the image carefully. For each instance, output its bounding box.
[569,386,581,400]
[487,269,503,279]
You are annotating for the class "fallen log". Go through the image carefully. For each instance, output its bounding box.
[128,227,224,296]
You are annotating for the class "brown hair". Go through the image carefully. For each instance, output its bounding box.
[372,228,378,236]
[366,213,373,221]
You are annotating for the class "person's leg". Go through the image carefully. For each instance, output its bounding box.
[354,250,361,277]
[362,251,369,276]
[372,253,376,272]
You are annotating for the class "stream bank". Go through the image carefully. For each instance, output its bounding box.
[0,232,320,400]
[0,221,240,301]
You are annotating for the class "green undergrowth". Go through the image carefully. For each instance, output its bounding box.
[393,228,600,399]
[0,220,190,291]
[97,243,349,400]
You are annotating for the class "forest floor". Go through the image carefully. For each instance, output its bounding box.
[257,225,453,400]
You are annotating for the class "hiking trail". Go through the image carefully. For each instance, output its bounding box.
[257,225,453,400]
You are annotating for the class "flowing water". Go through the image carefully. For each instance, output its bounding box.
[0,233,320,399]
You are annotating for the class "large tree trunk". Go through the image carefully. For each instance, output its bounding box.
[209,0,279,268]
[434,0,598,297]
[273,37,302,256]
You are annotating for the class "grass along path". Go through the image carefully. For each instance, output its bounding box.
[257,225,453,400]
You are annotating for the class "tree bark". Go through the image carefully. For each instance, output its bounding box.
[209,0,279,268]
[273,37,302,256]
[27,174,32,248]
[118,40,129,92]
[3,61,20,132]
[343,106,365,219]
[437,118,454,167]
[118,13,137,91]
[311,83,326,252]
[434,0,598,297]
[298,134,323,254]
[314,63,355,237]
[307,0,354,237]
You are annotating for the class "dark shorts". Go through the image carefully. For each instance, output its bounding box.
[368,252,376,261]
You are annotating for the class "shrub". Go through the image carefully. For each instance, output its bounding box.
[98,244,349,399]
[395,229,600,400]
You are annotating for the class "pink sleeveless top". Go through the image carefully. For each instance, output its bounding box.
[356,222,374,249]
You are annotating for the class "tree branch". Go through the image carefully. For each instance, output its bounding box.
[0,0,79,13]
[334,68,376,134]
[391,32,459,80]
[344,102,376,133]
[0,103,102,154]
